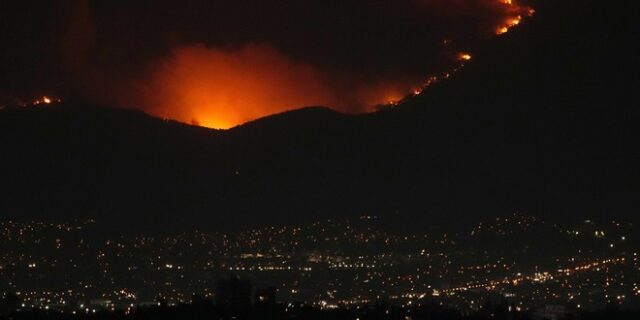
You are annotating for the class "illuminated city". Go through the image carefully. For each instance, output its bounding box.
[1,214,638,317]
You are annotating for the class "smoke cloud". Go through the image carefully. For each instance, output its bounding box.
[1,0,532,128]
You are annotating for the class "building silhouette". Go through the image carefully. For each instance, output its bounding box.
[215,276,253,307]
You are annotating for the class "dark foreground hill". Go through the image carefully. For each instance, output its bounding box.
[0,0,638,232]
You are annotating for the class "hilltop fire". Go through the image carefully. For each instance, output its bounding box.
[141,44,411,129]
[14,0,534,129]
[130,0,534,128]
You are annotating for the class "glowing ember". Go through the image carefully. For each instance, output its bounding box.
[29,96,62,107]
[496,15,524,35]
[32,96,55,106]
[458,53,472,61]
[494,0,533,36]
[496,26,510,35]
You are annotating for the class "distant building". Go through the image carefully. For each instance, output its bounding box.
[215,276,253,307]
[533,305,570,320]
[88,299,112,309]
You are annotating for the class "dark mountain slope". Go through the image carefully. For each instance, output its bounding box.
[220,0,640,225]
[364,0,640,219]
[0,105,224,229]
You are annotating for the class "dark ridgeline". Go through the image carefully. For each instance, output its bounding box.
[0,0,638,232]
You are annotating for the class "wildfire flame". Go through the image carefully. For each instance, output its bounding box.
[399,0,533,107]
[87,0,535,129]
[31,96,61,106]
[459,53,473,61]
[495,1,534,35]
[141,45,415,129]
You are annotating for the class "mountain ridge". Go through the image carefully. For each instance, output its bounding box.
[1,0,638,231]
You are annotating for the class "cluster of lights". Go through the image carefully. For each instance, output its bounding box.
[3,216,638,313]
[441,256,628,295]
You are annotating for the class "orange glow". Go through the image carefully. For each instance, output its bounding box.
[458,53,472,61]
[495,0,533,36]
[495,15,522,35]
[142,45,335,128]
[32,96,58,106]
[140,44,412,129]
[496,26,510,35]
[130,0,534,128]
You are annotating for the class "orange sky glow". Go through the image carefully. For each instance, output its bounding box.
[133,0,532,129]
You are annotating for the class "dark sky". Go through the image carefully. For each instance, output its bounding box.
[0,0,530,127]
